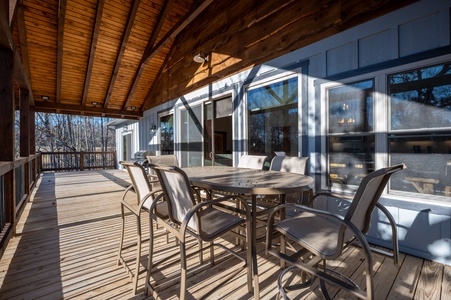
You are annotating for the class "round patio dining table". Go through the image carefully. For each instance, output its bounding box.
[183,166,315,299]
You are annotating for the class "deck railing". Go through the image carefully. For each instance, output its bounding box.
[0,154,41,254]
[40,151,116,171]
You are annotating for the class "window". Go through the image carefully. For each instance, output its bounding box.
[327,79,375,189]
[389,62,451,199]
[247,77,298,156]
[159,114,174,154]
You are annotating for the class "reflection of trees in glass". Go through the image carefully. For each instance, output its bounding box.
[160,115,174,154]
[248,78,298,155]
[390,63,451,130]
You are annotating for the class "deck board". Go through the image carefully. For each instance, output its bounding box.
[0,170,449,299]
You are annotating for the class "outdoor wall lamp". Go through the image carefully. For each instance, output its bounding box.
[150,123,157,133]
[193,52,208,63]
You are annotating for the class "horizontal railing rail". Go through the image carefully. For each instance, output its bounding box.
[40,151,116,172]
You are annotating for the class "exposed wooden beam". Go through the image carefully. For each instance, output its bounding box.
[56,0,67,103]
[8,0,18,26]
[142,0,213,65]
[103,0,141,109]
[122,0,213,110]
[81,0,105,106]
[142,35,179,111]
[35,101,142,119]
[16,3,30,79]
[122,0,174,111]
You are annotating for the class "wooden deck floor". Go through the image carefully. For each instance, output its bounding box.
[0,170,449,299]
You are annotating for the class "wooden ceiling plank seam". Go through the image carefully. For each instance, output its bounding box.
[56,0,67,103]
[104,0,141,109]
[121,0,174,111]
[81,0,105,107]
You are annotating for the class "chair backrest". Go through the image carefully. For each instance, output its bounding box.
[149,164,199,231]
[120,161,153,205]
[270,156,309,175]
[345,164,406,237]
[147,154,179,166]
[237,154,268,169]
[147,155,179,190]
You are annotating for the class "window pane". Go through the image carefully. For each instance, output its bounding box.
[389,63,451,130]
[160,114,174,154]
[328,80,374,134]
[180,106,202,167]
[329,135,375,188]
[390,133,451,198]
[247,78,298,155]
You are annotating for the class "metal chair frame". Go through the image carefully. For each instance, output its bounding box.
[145,164,253,300]
[266,164,406,299]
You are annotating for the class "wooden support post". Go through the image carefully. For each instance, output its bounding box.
[0,48,16,229]
[20,88,30,195]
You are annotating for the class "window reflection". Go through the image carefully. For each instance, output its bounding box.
[389,62,451,198]
[327,80,375,190]
[160,114,174,155]
[247,77,298,156]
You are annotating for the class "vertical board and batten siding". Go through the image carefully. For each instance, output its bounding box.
[119,0,451,265]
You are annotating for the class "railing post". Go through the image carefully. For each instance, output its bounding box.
[80,152,84,171]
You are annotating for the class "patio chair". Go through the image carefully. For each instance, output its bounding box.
[145,164,252,300]
[146,154,179,189]
[252,156,310,237]
[238,154,270,169]
[266,164,405,299]
[118,161,168,294]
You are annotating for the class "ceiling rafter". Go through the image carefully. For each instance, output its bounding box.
[36,101,142,119]
[56,0,67,103]
[141,0,214,66]
[103,0,141,109]
[16,3,30,81]
[121,0,174,111]
[122,0,213,110]
[81,0,105,106]
[142,35,179,111]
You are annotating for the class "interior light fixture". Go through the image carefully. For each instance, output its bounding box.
[42,96,49,101]
[193,52,208,63]
[92,101,98,107]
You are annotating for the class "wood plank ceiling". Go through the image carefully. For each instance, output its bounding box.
[8,0,417,119]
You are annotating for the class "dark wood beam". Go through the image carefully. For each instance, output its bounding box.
[81,0,105,106]
[56,0,67,103]
[142,35,179,111]
[19,88,30,158]
[141,0,213,65]
[35,101,142,119]
[16,3,30,78]
[103,0,141,108]
[122,0,174,111]
[0,48,15,161]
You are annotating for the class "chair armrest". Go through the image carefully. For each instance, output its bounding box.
[179,195,251,241]
[265,203,374,264]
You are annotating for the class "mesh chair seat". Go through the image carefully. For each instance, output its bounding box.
[197,207,245,240]
[274,212,344,258]
[266,164,406,299]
